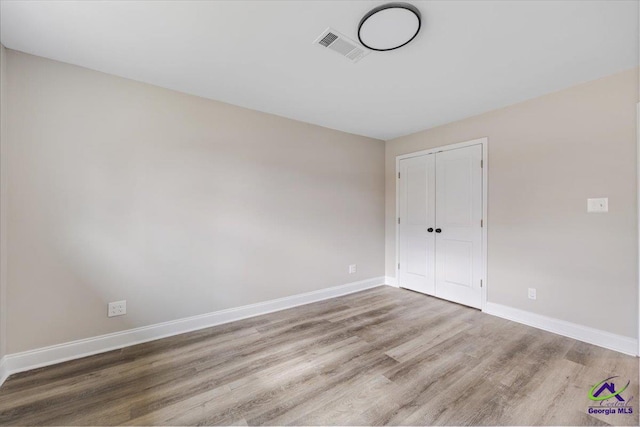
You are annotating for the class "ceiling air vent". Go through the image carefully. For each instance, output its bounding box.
[313,28,369,63]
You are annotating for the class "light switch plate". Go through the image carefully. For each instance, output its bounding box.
[348,264,357,274]
[587,198,608,213]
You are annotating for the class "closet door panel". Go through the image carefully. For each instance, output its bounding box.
[435,145,482,308]
[398,155,435,295]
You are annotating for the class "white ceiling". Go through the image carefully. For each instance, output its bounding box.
[1,0,638,140]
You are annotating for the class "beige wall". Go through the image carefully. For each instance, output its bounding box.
[0,44,6,358]
[3,48,637,354]
[386,68,639,338]
[4,50,385,354]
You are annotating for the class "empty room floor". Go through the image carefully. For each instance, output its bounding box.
[0,286,637,426]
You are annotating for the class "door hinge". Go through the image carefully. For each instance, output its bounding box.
[481,219,483,227]
[481,159,483,168]
[398,217,401,224]
[398,263,400,270]
[398,172,401,179]
[480,279,483,288]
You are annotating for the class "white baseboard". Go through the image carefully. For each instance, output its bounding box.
[0,356,8,387]
[384,276,398,287]
[0,277,384,388]
[484,302,638,357]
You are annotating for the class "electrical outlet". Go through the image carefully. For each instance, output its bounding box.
[108,300,127,317]
[528,288,536,300]
[587,198,608,213]
[348,264,357,274]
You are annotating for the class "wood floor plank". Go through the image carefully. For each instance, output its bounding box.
[0,286,637,426]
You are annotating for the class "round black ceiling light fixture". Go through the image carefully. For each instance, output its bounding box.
[358,2,421,51]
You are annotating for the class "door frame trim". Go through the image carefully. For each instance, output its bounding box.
[636,102,639,356]
[395,137,488,310]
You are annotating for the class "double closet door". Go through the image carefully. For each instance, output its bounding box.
[398,144,483,309]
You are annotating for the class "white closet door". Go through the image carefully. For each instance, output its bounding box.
[434,145,483,308]
[398,155,436,295]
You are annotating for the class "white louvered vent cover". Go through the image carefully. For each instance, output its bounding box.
[313,28,369,63]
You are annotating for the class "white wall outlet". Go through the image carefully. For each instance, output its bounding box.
[108,300,127,317]
[527,288,536,300]
[587,198,608,213]
[348,264,357,274]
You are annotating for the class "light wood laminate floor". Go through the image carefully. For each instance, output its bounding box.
[0,286,638,426]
